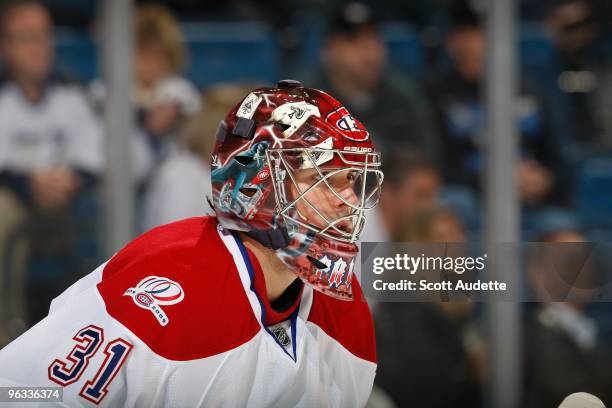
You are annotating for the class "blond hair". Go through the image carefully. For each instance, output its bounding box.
[134,3,186,73]
[393,207,463,242]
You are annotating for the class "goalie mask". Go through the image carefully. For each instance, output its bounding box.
[210,80,383,300]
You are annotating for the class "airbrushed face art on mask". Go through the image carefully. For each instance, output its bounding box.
[211,141,271,223]
[210,84,383,300]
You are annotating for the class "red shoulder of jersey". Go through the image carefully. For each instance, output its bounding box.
[97,216,260,361]
[307,277,377,363]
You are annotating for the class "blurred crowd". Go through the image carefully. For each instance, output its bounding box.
[0,0,611,406]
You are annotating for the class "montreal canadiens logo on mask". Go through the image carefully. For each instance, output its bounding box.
[326,107,369,142]
[124,276,184,326]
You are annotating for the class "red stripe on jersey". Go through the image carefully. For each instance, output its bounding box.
[307,277,377,363]
[97,217,261,361]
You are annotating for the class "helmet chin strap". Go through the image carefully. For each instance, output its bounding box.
[246,226,291,250]
[247,223,323,271]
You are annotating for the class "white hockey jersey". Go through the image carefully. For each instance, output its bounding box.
[0,217,377,407]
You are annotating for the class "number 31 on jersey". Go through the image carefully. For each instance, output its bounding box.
[48,325,132,404]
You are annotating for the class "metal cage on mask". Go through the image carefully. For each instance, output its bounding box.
[265,144,382,301]
[266,147,383,244]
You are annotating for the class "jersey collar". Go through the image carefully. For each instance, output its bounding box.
[216,223,314,362]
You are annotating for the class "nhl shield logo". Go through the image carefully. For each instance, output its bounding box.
[272,327,291,347]
[326,107,369,142]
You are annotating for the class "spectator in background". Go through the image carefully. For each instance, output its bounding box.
[133,3,201,157]
[361,148,478,245]
[524,228,612,407]
[303,2,440,163]
[89,2,200,184]
[396,205,464,242]
[425,8,570,209]
[0,0,103,327]
[374,207,483,408]
[361,150,441,241]
[132,2,202,230]
[545,0,612,148]
[142,84,257,231]
[89,3,201,229]
[357,149,441,298]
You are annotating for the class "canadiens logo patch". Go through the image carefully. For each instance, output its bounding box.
[326,107,369,142]
[124,276,184,326]
[254,168,270,183]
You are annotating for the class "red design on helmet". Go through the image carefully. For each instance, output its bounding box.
[210,81,383,300]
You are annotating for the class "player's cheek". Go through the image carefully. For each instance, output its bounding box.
[295,191,322,222]
[302,189,332,226]
[341,186,359,207]
[314,190,338,221]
